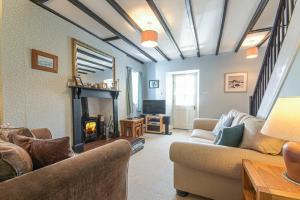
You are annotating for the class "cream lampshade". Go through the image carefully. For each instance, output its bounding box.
[261,97,300,184]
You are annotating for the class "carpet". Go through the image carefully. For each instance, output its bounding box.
[128,130,209,200]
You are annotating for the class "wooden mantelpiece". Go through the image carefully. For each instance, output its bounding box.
[69,86,120,153]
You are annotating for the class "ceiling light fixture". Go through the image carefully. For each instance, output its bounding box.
[246,47,258,59]
[141,30,158,48]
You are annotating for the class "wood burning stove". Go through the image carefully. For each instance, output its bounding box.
[83,118,97,142]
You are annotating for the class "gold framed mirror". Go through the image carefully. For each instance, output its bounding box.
[72,38,116,88]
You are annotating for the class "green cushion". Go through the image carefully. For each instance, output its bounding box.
[215,124,244,147]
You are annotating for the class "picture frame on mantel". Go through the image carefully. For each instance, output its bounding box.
[224,72,248,93]
[31,49,58,73]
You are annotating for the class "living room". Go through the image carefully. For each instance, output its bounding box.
[0,0,300,200]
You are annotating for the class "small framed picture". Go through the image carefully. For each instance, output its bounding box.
[31,49,58,73]
[224,72,248,93]
[74,76,83,86]
[149,80,159,88]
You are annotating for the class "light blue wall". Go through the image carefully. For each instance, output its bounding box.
[279,48,300,97]
[144,49,265,118]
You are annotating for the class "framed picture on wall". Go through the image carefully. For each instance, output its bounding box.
[224,72,248,93]
[149,80,159,88]
[31,49,58,73]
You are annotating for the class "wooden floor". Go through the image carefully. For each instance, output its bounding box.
[84,136,139,152]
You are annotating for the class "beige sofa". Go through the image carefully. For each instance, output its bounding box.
[170,110,284,200]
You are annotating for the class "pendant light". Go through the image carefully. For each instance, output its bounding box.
[246,47,258,59]
[141,30,158,48]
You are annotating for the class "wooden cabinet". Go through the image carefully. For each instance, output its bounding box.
[242,159,300,200]
[145,115,164,134]
[120,118,144,137]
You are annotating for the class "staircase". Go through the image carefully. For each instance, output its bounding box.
[250,0,298,116]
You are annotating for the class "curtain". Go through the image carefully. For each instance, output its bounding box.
[126,67,133,116]
[137,72,143,112]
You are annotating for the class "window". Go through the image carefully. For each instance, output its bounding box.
[131,70,139,105]
[174,73,196,106]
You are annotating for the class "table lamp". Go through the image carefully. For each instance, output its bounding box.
[261,97,300,184]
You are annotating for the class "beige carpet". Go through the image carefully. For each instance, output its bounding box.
[128,130,209,200]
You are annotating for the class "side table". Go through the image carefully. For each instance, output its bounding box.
[242,159,300,200]
[120,118,144,138]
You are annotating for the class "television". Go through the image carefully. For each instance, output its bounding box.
[143,100,166,115]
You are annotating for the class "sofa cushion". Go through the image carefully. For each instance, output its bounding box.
[13,135,71,169]
[212,114,234,136]
[240,118,285,155]
[231,112,249,126]
[215,124,245,147]
[0,128,34,143]
[191,129,216,141]
[0,140,33,182]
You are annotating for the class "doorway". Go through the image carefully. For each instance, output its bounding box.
[171,71,199,129]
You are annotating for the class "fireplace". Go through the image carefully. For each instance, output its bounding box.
[70,86,119,153]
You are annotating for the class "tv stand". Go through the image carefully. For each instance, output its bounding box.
[145,115,164,134]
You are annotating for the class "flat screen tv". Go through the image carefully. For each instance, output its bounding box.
[143,100,166,115]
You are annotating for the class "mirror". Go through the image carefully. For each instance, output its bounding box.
[72,39,115,88]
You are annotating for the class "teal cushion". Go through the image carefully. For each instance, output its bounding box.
[215,124,244,147]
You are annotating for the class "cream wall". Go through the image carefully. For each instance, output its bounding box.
[0,0,144,138]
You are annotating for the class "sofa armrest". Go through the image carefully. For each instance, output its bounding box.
[193,118,219,131]
[0,140,131,200]
[170,141,284,180]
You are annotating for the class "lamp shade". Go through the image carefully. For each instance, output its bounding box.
[246,47,258,59]
[141,30,158,48]
[261,97,300,141]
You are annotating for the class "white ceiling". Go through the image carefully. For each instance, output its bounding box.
[44,0,279,63]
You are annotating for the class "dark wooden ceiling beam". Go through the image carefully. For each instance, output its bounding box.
[29,0,145,65]
[256,31,271,47]
[249,27,272,33]
[107,42,145,64]
[185,0,200,57]
[216,0,229,55]
[103,36,120,42]
[68,0,157,62]
[234,0,269,52]
[32,0,49,3]
[106,0,170,61]
[106,0,142,32]
[146,0,185,59]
